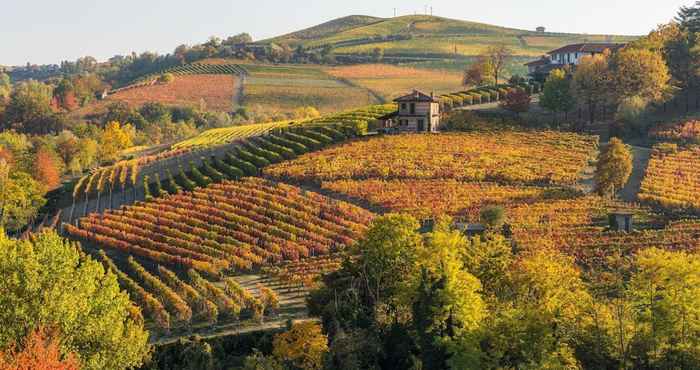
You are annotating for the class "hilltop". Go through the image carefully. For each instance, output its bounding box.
[266,14,637,58]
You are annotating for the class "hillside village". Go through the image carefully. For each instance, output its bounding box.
[1,3,700,370]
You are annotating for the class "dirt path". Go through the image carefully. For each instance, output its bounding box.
[619,145,652,202]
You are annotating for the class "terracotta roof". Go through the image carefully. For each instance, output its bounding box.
[548,43,626,55]
[394,90,438,103]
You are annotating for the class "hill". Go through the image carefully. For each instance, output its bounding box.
[267,14,637,59]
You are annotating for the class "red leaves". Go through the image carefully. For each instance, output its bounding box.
[0,327,80,370]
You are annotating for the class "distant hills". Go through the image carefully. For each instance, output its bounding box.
[266,15,638,59]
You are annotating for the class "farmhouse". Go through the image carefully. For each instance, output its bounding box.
[379,90,441,133]
[525,42,626,79]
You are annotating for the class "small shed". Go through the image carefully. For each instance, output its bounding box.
[536,26,546,33]
[609,211,634,233]
[453,222,487,237]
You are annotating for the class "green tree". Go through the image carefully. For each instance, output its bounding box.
[2,80,60,135]
[414,219,485,370]
[539,69,576,125]
[0,171,45,233]
[0,231,150,369]
[594,138,633,197]
[0,73,11,102]
[627,248,700,368]
[371,47,384,63]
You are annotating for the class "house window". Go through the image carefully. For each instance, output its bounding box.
[410,103,416,115]
[401,103,407,111]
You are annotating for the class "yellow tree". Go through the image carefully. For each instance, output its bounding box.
[594,138,633,197]
[99,121,134,162]
[272,322,328,370]
[611,48,670,104]
[483,45,513,86]
[572,52,613,124]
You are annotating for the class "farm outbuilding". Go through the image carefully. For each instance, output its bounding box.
[379,90,441,133]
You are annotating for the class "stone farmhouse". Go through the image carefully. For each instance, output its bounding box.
[525,42,626,79]
[379,90,441,133]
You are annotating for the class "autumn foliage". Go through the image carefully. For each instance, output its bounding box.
[33,147,61,190]
[0,328,80,370]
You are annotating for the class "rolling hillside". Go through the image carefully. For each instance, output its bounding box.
[267,15,637,58]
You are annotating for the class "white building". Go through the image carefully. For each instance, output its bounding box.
[525,43,626,78]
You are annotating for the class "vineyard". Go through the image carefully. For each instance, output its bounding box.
[65,178,374,276]
[649,119,700,145]
[325,64,464,100]
[96,250,279,333]
[265,131,598,186]
[172,104,394,150]
[106,75,239,111]
[639,145,700,212]
[131,63,247,85]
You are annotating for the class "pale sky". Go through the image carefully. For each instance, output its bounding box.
[0,0,692,66]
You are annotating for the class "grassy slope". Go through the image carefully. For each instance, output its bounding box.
[268,15,637,57]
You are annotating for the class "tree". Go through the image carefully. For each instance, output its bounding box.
[499,88,531,117]
[628,248,700,368]
[483,45,513,86]
[0,73,11,102]
[371,47,384,63]
[572,52,613,124]
[539,69,576,124]
[594,137,633,197]
[2,80,59,135]
[0,231,150,370]
[53,78,79,111]
[33,147,62,190]
[0,327,80,370]
[99,121,134,162]
[463,58,495,87]
[144,336,215,370]
[611,48,670,104]
[480,205,505,230]
[158,73,175,84]
[414,219,485,369]
[272,322,328,370]
[0,172,45,233]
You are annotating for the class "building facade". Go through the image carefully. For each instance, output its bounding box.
[380,90,441,133]
[525,42,626,80]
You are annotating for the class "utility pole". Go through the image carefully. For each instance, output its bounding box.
[394,8,397,17]
[430,6,433,16]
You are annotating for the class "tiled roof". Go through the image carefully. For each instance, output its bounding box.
[394,90,438,103]
[524,57,551,67]
[548,43,626,55]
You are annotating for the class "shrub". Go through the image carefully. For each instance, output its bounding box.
[346,120,368,136]
[480,205,505,229]
[158,73,174,84]
[615,96,648,124]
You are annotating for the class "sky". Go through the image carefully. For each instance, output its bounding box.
[0,0,693,66]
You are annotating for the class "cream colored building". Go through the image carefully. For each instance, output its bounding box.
[380,90,441,133]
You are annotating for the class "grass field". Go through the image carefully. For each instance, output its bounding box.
[107,75,238,111]
[325,64,464,100]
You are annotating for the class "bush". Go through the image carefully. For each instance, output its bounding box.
[158,73,175,84]
[346,120,368,136]
[615,96,648,124]
[480,205,506,229]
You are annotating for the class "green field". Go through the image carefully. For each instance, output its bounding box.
[267,15,637,59]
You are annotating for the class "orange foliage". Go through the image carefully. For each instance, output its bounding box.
[0,328,80,370]
[0,147,13,168]
[34,148,61,190]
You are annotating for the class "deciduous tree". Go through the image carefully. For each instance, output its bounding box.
[611,48,670,104]
[33,147,62,190]
[539,69,576,124]
[499,88,531,117]
[272,322,328,370]
[0,231,150,370]
[483,45,513,86]
[99,121,134,162]
[0,327,80,370]
[594,138,633,197]
[572,52,613,124]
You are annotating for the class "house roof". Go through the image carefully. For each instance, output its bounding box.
[548,43,626,55]
[394,90,438,103]
[524,57,551,67]
[378,111,398,120]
